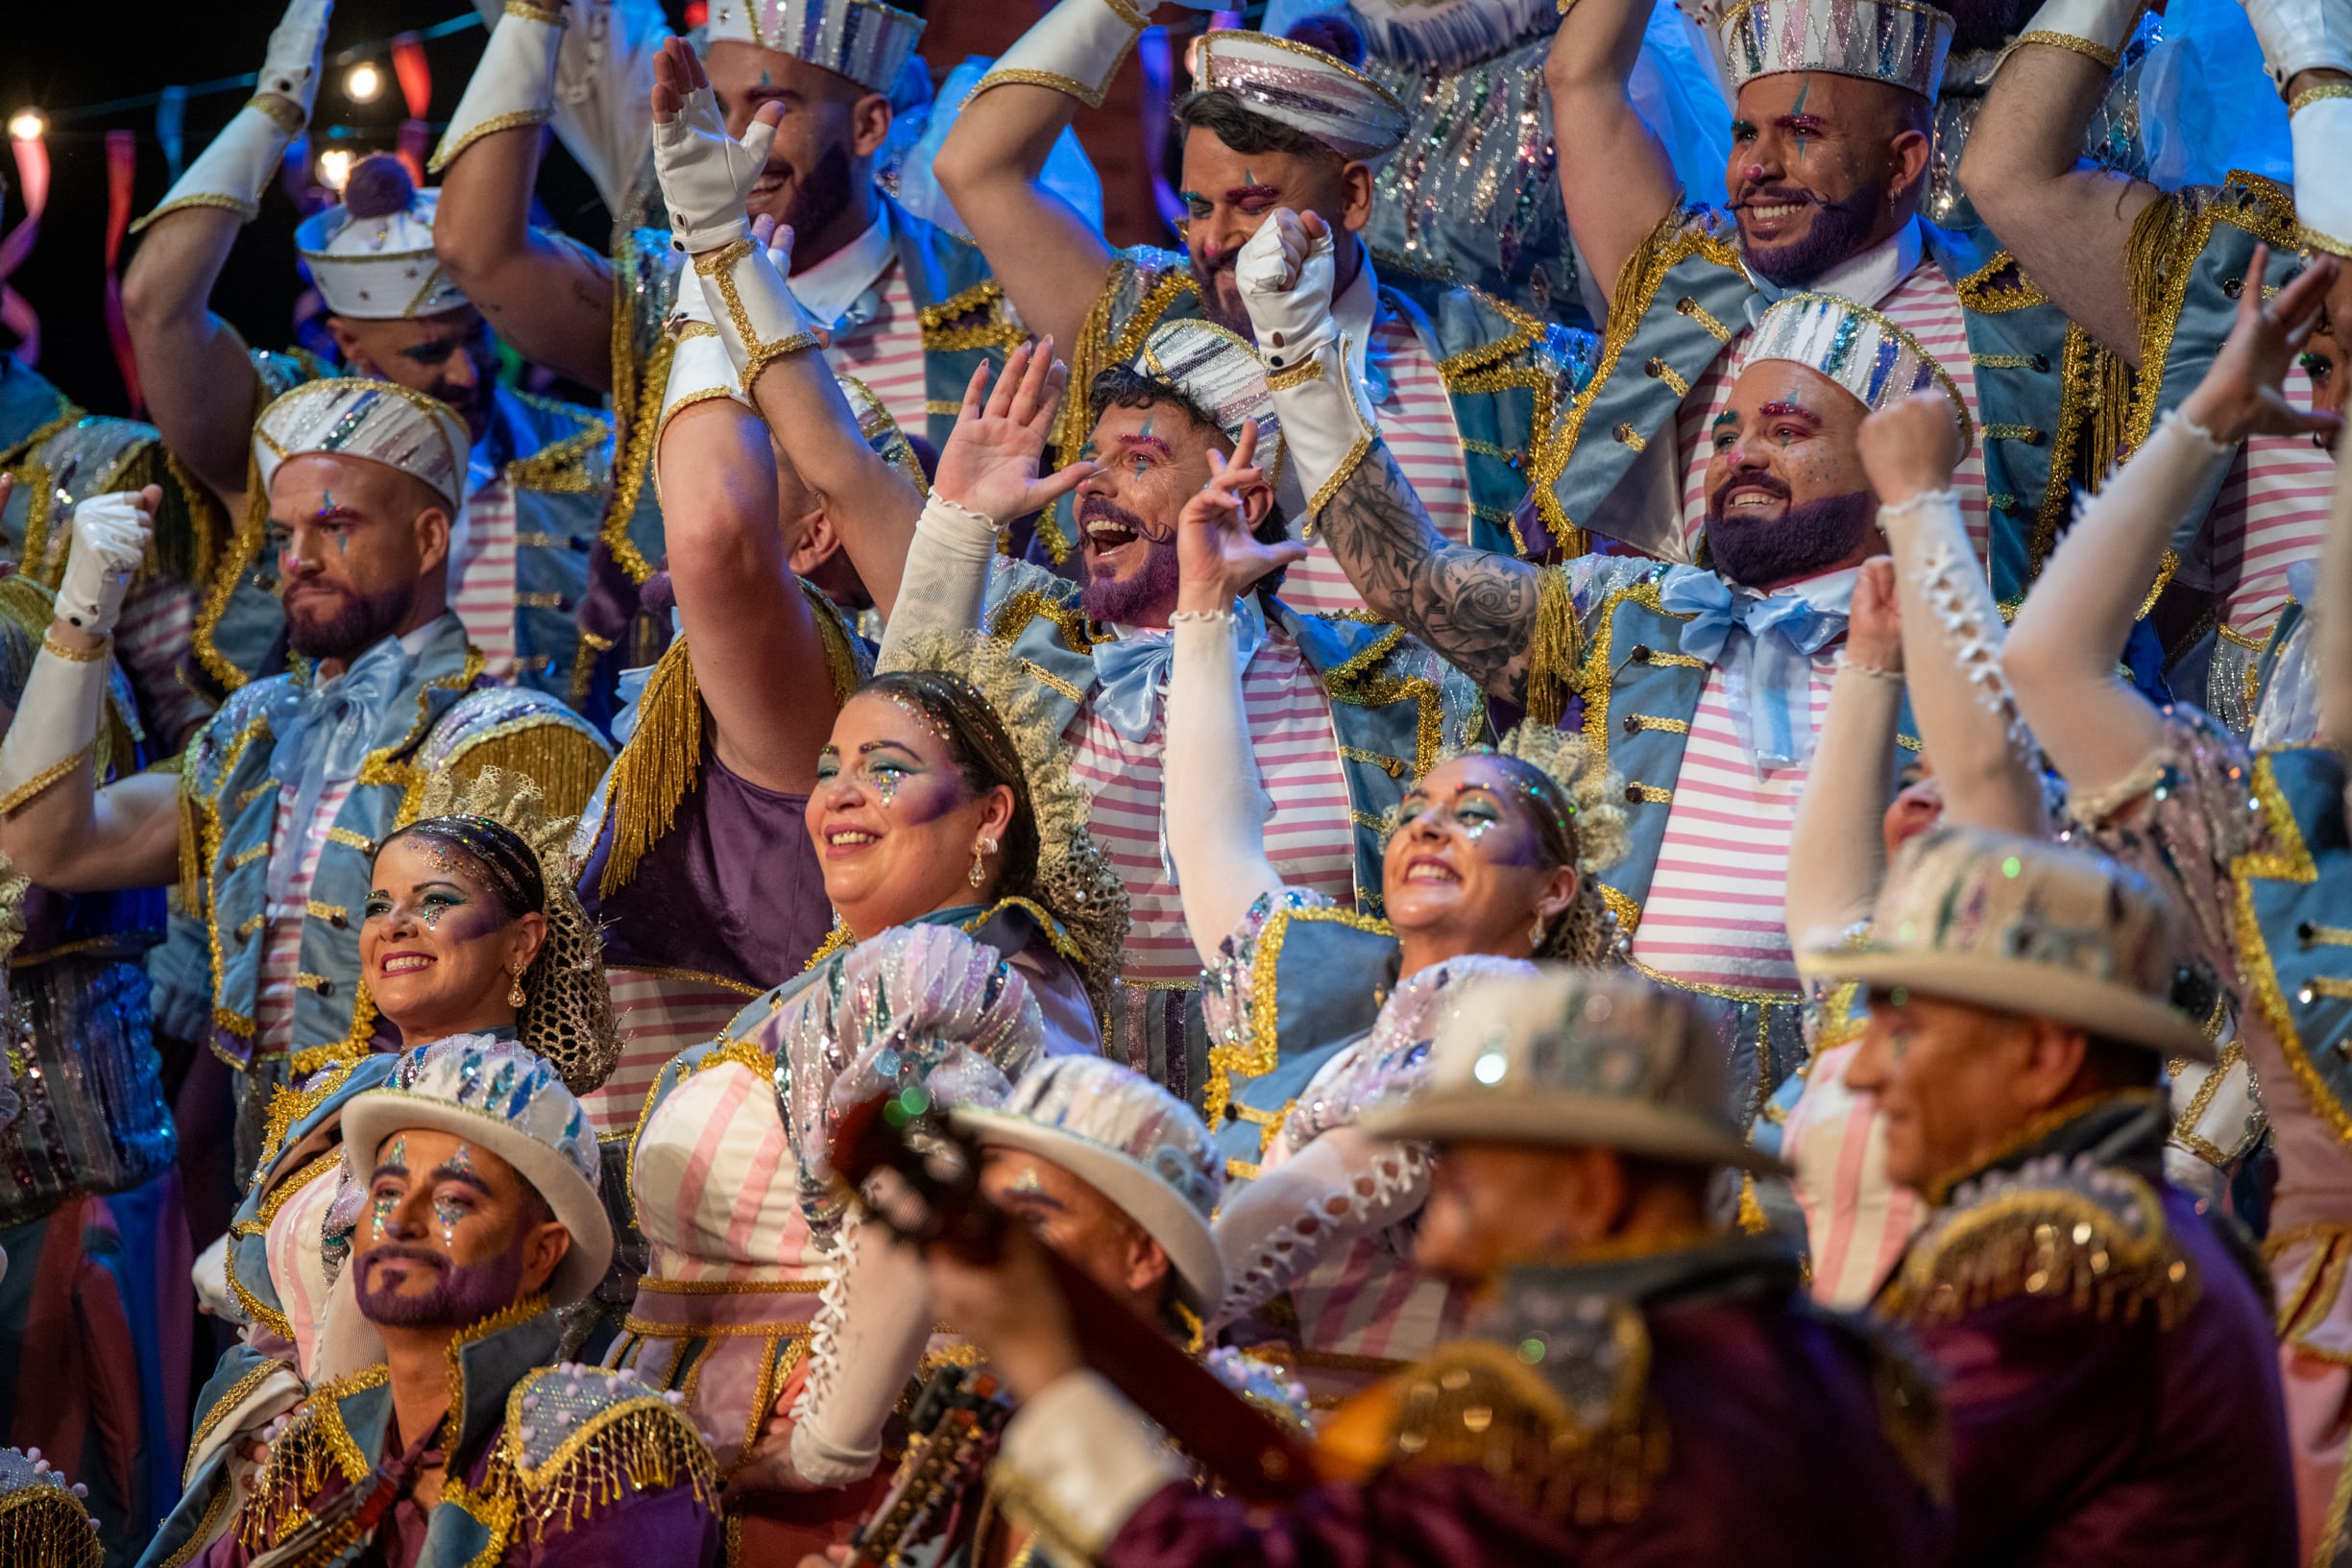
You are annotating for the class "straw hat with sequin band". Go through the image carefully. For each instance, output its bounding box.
[1364,967,1793,1175]
[1189,30,1411,160]
[1741,292,1975,457]
[1800,824,2214,1060]
[1718,0,1954,99]
[953,1055,1226,1313]
[874,629,1130,1016]
[253,376,472,514]
[339,1035,614,1304]
[0,1447,100,1568]
[388,766,622,1098]
[1136,319,1286,495]
[295,157,467,321]
[704,0,926,94]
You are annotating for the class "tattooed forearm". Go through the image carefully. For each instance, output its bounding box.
[1315,442,1540,702]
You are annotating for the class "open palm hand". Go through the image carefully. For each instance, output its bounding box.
[2182,244,2343,446]
[1176,422,1308,612]
[934,339,1097,526]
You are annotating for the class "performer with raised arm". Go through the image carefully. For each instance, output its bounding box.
[1154,428,1626,1407]
[0,385,610,1186]
[934,6,1591,612]
[928,968,1950,1566]
[1242,228,1961,1111]
[1821,827,2293,1566]
[1960,0,2352,725]
[1999,246,2352,1561]
[124,2,624,699]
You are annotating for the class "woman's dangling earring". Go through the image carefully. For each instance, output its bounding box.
[508,968,527,1008]
[970,835,997,888]
[1528,913,1548,952]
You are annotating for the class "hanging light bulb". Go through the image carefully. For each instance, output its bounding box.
[318,148,354,192]
[345,61,383,103]
[6,109,45,142]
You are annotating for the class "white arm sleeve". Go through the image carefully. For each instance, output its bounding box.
[1210,1125,1432,1327]
[785,1210,934,1487]
[876,495,999,663]
[1782,661,1902,954]
[1167,615,1283,967]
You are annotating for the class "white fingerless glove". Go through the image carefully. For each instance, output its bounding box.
[1238,220,1378,527]
[133,0,329,229]
[692,230,824,395]
[2242,0,2352,92]
[0,494,145,811]
[2293,93,2352,253]
[2008,0,2146,65]
[430,0,568,173]
[55,492,153,639]
[651,81,777,253]
[651,247,750,501]
[972,0,1154,109]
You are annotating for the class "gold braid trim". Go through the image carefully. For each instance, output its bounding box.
[1879,1173,2197,1329]
[1952,251,2051,314]
[2123,176,2299,458]
[2291,82,2352,113]
[257,1056,367,1175]
[2013,29,2120,66]
[601,229,672,587]
[2228,755,2352,1152]
[506,1396,718,1543]
[596,635,706,900]
[1525,564,1580,727]
[194,447,273,690]
[1211,903,1393,1127]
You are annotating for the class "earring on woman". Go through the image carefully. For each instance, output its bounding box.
[970,835,999,888]
[1528,913,1548,952]
[507,969,527,1008]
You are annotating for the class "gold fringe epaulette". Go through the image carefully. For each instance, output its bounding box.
[1880,1160,2196,1330]
[596,635,704,900]
[498,1365,718,1545]
[1525,564,1581,728]
[0,1476,102,1568]
[238,1366,389,1552]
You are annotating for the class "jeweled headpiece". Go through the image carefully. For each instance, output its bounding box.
[1719,0,1953,99]
[254,377,471,511]
[705,0,926,94]
[1136,319,1285,488]
[1189,30,1410,160]
[1740,292,1972,452]
[296,187,466,321]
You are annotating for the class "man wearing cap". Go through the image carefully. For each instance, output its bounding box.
[1818,826,2297,1564]
[1258,270,1956,1113]
[929,968,1948,1565]
[934,7,1593,615]
[1540,0,2083,613]
[871,316,1477,1100]
[0,381,612,1186]
[1957,0,2351,730]
[122,0,626,702]
[150,1035,721,1567]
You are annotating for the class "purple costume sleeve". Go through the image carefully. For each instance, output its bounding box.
[1105,1472,1588,1568]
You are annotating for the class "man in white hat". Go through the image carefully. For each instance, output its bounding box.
[933,8,1591,616]
[928,968,1947,1565]
[1820,826,2296,1565]
[1958,0,2352,730]
[149,1035,721,1567]
[0,380,611,1185]
[122,0,625,700]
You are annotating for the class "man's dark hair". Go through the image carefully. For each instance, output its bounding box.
[1083,366,1294,566]
[1172,88,1346,169]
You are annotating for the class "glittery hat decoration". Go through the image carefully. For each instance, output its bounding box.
[1719,0,1953,98]
[954,1055,1227,1311]
[338,1035,613,1304]
[0,1447,100,1568]
[254,377,472,512]
[1363,967,1791,1175]
[1137,319,1286,489]
[1190,30,1411,160]
[705,0,926,94]
[1741,292,1973,453]
[295,161,467,321]
[1801,825,2212,1059]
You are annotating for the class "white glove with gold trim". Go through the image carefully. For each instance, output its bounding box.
[651,75,777,254]
[2007,0,2146,66]
[431,0,569,173]
[0,497,147,813]
[971,0,1155,110]
[1237,213,1378,526]
[54,492,153,639]
[652,245,750,502]
[132,0,330,229]
[2242,0,2352,92]
[691,229,825,397]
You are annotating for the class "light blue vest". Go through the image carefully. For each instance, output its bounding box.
[2238,745,2352,1125]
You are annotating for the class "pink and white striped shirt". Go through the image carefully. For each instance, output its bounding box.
[1281,300,1474,617]
[255,775,360,1062]
[819,260,932,442]
[585,967,758,1142]
[1629,652,1838,994]
[1067,626,1357,984]
[2199,360,2334,643]
[1782,1040,1922,1308]
[449,467,519,684]
[112,572,209,748]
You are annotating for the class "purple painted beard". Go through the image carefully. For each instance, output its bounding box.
[1705,489,1876,589]
[778,143,855,246]
[1189,253,1255,339]
[1739,183,1884,288]
[355,1242,526,1329]
[286,580,417,662]
[1079,497,1181,623]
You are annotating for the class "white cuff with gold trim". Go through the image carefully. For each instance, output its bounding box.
[993,1371,1187,1560]
[653,255,751,501]
[0,638,109,816]
[2293,93,2352,253]
[972,0,1152,110]
[132,102,301,231]
[430,2,568,172]
[692,239,825,397]
[2005,0,2146,68]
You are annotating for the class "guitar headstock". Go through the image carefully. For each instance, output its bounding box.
[831,1091,1002,1258]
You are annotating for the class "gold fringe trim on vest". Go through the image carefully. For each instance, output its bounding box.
[595,635,705,900]
[1525,564,1580,727]
[443,716,612,825]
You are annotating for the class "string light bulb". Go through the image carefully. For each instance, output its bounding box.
[344,62,383,103]
[317,148,354,192]
[6,109,45,142]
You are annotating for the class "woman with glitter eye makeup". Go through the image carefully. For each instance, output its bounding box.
[1157,448,1636,1412]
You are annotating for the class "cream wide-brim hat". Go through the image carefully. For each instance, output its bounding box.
[951,1106,1226,1314]
[1798,947,2215,1061]
[339,1092,614,1306]
[1363,1088,1791,1177]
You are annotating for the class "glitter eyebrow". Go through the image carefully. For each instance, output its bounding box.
[1116,433,1171,458]
[1225,183,1279,202]
[1758,400,1821,425]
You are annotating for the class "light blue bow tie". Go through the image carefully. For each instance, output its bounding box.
[1092,596,1268,744]
[1658,566,1849,772]
[263,635,414,902]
